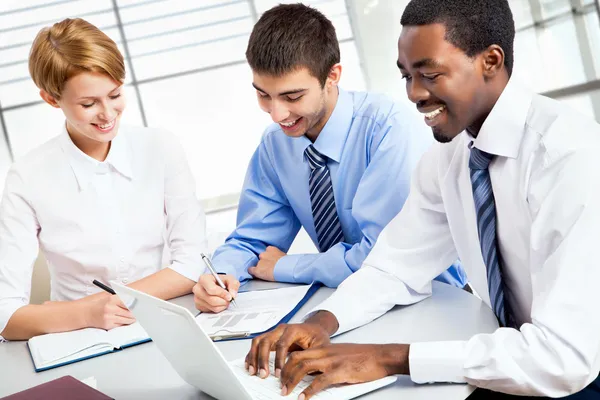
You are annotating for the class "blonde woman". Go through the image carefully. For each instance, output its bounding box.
[0,18,207,340]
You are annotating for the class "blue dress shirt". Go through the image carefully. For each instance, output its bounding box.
[212,88,467,288]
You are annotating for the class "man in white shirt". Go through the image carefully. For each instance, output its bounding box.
[242,0,600,398]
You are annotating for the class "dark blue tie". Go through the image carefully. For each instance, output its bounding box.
[469,147,514,328]
[305,145,345,252]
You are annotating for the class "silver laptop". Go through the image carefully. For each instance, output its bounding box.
[111,282,397,400]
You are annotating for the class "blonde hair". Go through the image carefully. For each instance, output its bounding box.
[28,18,125,99]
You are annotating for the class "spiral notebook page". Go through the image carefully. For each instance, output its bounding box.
[195,285,314,337]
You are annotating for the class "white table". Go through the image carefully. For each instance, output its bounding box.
[0,281,498,399]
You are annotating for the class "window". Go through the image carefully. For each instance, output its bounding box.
[0,0,366,203]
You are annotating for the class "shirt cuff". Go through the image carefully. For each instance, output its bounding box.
[273,254,302,282]
[0,299,28,339]
[409,340,468,384]
[168,261,206,282]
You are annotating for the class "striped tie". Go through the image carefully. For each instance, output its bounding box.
[469,147,514,328]
[305,145,345,252]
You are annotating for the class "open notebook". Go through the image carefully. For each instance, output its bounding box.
[27,322,150,372]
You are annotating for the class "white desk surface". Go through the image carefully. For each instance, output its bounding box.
[0,281,498,399]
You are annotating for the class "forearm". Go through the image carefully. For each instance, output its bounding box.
[129,267,195,300]
[1,301,88,340]
[276,248,355,287]
[212,241,259,281]
[380,344,411,375]
[304,312,411,376]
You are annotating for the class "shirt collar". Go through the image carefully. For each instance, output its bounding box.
[59,123,133,191]
[470,77,533,159]
[104,127,133,180]
[309,88,353,163]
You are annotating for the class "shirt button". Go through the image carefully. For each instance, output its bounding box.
[120,257,125,263]
[122,278,129,284]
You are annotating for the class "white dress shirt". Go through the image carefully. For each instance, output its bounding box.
[0,124,207,336]
[312,79,600,396]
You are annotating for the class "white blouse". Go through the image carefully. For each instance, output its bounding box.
[0,124,207,335]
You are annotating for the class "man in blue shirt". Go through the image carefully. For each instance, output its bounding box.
[193,3,467,313]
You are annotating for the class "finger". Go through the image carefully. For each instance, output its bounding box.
[203,281,232,300]
[250,265,269,280]
[193,284,229,309]
[112,296,129,310]
[281,352,322,396]
[196,299,228,314]
[246,336,263,375]
[248,266,258,277]
[246,325,286,374]
[109,315,136,326]
[250,269,266,281]
[110,306,135,320]
[203,293,231,308]
[300,373,338,400]
[225,279,240,298]
[274,329,299,377]
[222,276,240,297]
[256,335,276,378]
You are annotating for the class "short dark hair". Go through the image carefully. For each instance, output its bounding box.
[401,0,515,76]
[246,3,340,87]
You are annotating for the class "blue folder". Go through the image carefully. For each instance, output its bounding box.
[208,282,322,342]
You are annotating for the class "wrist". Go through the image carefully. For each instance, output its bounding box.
[306,310,339,336]
[378,344,410,375]
[76,292,108,328]
[74,298,93,328]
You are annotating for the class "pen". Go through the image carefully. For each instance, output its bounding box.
[92,279,116,295]
[209,331,250,341]
[201,253,238,308]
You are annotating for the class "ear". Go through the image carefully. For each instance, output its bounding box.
[326,63,342,89]
[39,90,61,108]
[481,45,505,79]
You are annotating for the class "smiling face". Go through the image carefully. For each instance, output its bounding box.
[397,23,494,143]
[41,71,125,157]
[252,66,340,142]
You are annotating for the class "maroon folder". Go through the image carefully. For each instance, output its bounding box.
[1,375,113,400]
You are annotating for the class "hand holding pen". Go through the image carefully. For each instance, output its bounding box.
[86,279,135,330]
[194,253,241,313]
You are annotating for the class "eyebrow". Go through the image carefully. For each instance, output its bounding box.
[252,83,307,96]
[397,58,444,70]
[77,86,122,100]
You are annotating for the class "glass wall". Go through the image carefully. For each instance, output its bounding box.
[0,0,366,203]
[2,0,599,203]
[347,0,600,120]
[509,0,600,118]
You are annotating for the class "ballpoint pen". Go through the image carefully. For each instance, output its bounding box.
[201,253,238,308]
[92,279,116,295]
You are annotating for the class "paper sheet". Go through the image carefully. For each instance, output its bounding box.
[195,285,313,337]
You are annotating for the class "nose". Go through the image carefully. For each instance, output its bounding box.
[98,101,117,121]
[269,100,290,123]
[406,78,429,105]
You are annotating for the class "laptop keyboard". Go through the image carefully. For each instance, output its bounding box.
[231,358,335,400]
